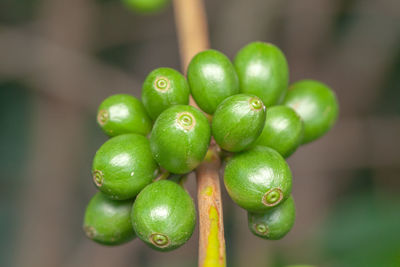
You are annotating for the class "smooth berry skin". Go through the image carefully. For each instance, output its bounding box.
[187,49,239,114]
[92,134,158,200]
[248,196,295,240]
[83,192,135,246]
[97,94,152,137]
[142,68,190,121]
[212,94,266,152]
[224,146,292,213]
[131,180,196,251]
[150,105,211,174]
[122,0,170,14]
[252,105,304,158]
[234,42,289,107]
[283,80,339,144]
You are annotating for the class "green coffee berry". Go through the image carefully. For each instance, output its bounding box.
[83,192,135,245]
[187,49,239,114]
[122,0,170,14]
[97,94,152,137]
[252,105,304,158]
[131,180,196,251]
[224,146,292,213]
[234,42,289,107]
[92,134,158,200]
[142,68,190,120]
[150,105,211,174]
[283,80,339,144]
[248,196,295,240]
[212,94,266,152]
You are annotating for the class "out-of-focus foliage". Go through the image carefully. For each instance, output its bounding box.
[378,47,400,115]
[0,81,32,267]
[0,0,39,25]
[319,171,400,267]
[0,81,31,175]
[96,43,138,70]
[332,0,358,41]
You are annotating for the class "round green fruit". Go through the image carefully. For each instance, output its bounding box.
[141,68,190,120]
[248,196,295,240]
[224,146,292,212]
[92,134,158,200]
[212,94,266,152]
[252,105,303,158]
[234,42,289,107]
[131,180,196,251]
[187,49,239,114]
[283,80,339,144]
[97,94,152,137]
[83,192,135,245]
[150,105,211,174]
[122,0,170,14]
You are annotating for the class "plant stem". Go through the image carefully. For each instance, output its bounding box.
[173,0,210,71]
[195,143,226,267]
[173,1,226,266]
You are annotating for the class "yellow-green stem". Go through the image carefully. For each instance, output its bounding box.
[196,145,226,267]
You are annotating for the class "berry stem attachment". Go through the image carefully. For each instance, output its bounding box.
[173,0,226,266]
[154,169,170,181]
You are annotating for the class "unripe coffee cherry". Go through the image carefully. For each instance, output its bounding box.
[122,0,170,14]
[92,134,158,200]
[248,196,295,240]
[142,68,190,120]
[283,80,339,144]
[252,105,304,158]
[234,42,289,107]
[150,105,211,174]
[212,94,266,152]
[131,180,196,251]
[83,192,135,245]
[97,94,152,137]
[224,146,292,213]
[187,49,239,114]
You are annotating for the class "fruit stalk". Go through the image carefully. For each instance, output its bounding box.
[173,0,226,266]
[196,143,226,266]
[173,0,210,71]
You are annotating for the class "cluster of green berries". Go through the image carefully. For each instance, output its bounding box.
[83,41,338,250]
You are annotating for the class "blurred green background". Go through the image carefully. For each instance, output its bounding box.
[1,0,400,266]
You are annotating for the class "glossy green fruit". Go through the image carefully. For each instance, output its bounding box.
[83,192,135,245]
[122,0,170,14]
[252,105,303,158]
[131,180,196,251]
[141,68,190,120]
[283,80,339,144]
[97,94,152,137]
[92,134,158,200]
[187,49,239,114]
[248,196,295,240]
[224,146,292,212]
[212,94,266,152]
[150,105,211,174]
[234,42,289,107]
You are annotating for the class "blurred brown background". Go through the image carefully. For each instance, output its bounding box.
[1,0,400,267]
